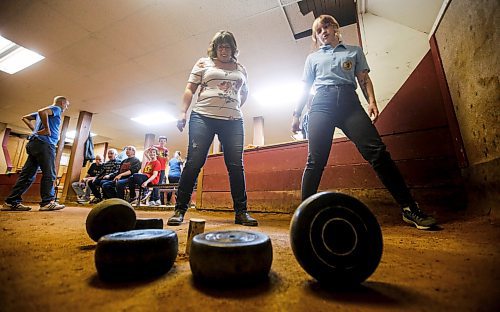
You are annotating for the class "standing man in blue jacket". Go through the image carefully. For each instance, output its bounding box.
[2,96,70,211]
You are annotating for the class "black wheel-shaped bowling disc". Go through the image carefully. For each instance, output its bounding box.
[189,230,273,284]
[95,229,178,281]
[290,192,383,287]
[85,198,137,242]
[135,218,164,230]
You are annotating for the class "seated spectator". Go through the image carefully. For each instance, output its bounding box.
[166,151,184,205]
[88,149,120,204]
[128,147,161,205]
[71,155,103,203]
[101,146,141,200]
[144,136,169,205]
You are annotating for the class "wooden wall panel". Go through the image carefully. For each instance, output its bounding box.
[0,173,42,203]
[375,51,448,135]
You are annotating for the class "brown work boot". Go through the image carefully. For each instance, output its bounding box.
[167,210,185,226]
[235,212,258,227]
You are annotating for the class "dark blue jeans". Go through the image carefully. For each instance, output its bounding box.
[175,112,247,213]
[151,169,164,202]
[166,175,180,202]
[302,85,414,207]
[102,178,128,199]
[127,173,151,200]
[88,178,108,199]
[6,138,56,206]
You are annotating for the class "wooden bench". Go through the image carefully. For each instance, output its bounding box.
[135,183,179,209]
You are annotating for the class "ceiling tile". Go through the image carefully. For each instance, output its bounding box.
[42,0,157,32]
[50,36,128,75]
[0,1,89,55]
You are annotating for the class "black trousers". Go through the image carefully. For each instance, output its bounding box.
[302,85,414,207]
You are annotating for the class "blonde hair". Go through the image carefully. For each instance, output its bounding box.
[311,15,341,49]
[53,96,67,105]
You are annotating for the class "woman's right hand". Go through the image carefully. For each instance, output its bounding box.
[177,112,187,132]
[291,116,301,133]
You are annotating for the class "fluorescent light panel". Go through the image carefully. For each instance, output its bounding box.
[65,130,97,143]
[131,112,177,125]
[0,35,45,74]
[253,82,314,107]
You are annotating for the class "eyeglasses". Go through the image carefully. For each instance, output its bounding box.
[217,45,232,51]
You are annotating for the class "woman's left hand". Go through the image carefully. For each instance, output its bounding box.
[141,182,148,188]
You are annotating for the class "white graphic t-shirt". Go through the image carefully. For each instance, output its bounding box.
[188,57,248,120]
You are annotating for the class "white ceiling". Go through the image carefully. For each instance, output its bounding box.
[0,0,443,155]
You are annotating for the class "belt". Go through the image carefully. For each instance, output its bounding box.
[317,84,354,90]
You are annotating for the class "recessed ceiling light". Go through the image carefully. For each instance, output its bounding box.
[65,130,97,143]
[0,35,45,74]
[131,112,177,125]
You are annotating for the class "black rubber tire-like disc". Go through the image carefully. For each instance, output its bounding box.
[85,198,137,242]
[135,218,164,230]
[290,192,383,287]
[95,229,178,281]
[189,230,273,284]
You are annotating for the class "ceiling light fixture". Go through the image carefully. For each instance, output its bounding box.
[253,82,313,108]
[0,36,45,74]
[64,130,97,143]
[65,130,97,140]
[131,112,177,125]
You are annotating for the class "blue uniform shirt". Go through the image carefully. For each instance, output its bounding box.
[31,105,62,146]
[302,43,370,89]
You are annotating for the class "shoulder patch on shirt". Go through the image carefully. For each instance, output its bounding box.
[342,60,353,71]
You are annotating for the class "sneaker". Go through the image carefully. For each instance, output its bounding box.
[167,210,185,226]
[39,201,65,211]
[90,197,102,204]
[402,203,437,230]
[77,197,90,204]
[235,212,258,227]
[148,200,161,207]
[140,189,151,202]
[1,202,32,211]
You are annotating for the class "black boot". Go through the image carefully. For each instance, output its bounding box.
[235,212,258,226]
[167,210,185,226]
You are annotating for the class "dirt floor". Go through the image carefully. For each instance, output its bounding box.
[0,205,499,312]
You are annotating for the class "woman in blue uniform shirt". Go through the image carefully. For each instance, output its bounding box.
[292,15,436,230]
